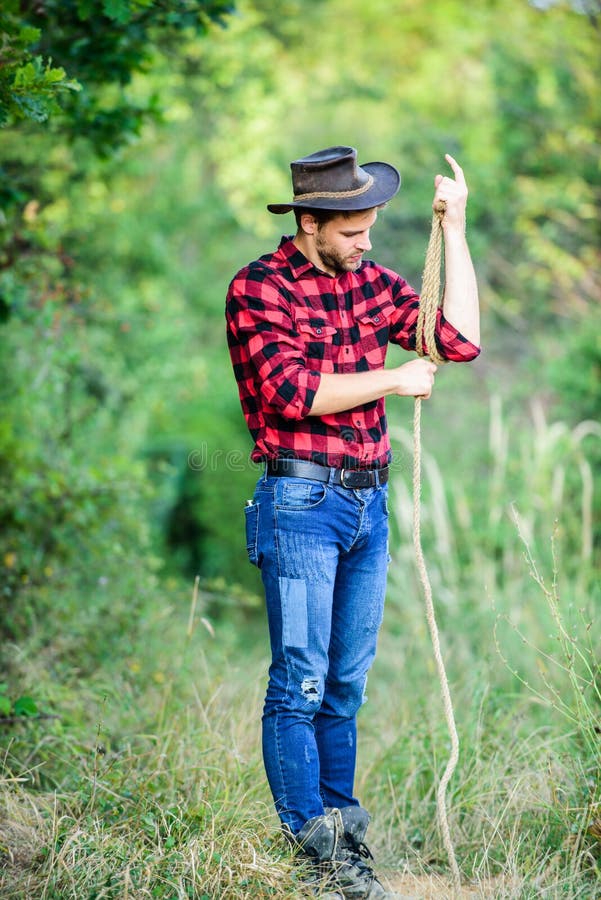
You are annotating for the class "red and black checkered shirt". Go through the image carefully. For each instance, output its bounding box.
[226,236,480,468]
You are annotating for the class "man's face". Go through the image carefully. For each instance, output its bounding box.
[313,208,378,275]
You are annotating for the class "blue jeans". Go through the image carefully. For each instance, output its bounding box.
[244,470,389,835]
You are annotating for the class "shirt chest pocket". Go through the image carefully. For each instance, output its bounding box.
[296,318,338,369]
[354,303,393,361]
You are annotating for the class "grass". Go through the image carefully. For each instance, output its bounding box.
[1,390,600,898]
[0,619,293,899]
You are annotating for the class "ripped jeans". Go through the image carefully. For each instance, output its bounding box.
[244,470,389,834]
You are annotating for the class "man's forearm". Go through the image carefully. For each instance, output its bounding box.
[308,358,438,417]
[309,370,398,417]
[441,227,480,346]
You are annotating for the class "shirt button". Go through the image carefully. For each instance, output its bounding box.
[372,315,381,324]
[315,327,322,334]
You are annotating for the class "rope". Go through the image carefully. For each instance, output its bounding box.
[414,200,461,889]
[293,174,374,203]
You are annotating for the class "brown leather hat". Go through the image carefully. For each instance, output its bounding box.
[267,145,401,214]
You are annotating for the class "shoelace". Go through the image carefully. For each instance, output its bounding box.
[348,839,374,860]
[337,836,377,886]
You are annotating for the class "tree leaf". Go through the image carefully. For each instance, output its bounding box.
[102,0,133,25]
[13,696,39,716]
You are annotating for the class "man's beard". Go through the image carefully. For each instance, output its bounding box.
[315,231,359,274]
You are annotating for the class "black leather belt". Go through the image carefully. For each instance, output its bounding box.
[266,458,389,489]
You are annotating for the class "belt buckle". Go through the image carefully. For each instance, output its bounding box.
[341,468,373,489]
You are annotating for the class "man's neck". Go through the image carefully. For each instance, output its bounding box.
[292,232,336,277]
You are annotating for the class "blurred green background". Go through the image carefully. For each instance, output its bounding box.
[1,0,598,617]
[0,1,599,895]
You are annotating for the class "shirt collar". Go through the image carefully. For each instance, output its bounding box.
[276,235,322,279]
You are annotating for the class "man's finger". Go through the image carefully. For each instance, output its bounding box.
[445,153,466,184]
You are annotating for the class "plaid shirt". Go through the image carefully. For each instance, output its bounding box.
[226,236,480,468]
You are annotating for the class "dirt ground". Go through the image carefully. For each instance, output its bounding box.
[381,871,514,899]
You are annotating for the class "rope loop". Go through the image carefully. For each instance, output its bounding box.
[416,200,447,367]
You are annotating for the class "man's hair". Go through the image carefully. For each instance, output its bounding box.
[293,205,385,230]
[293,207,355,229]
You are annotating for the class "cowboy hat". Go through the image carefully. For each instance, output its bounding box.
[267,145,400,215]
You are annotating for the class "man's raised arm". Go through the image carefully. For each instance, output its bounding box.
[434,154,480,346]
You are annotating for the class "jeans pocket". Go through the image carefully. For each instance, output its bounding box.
[244,501,260,566]
[276,479,327,510]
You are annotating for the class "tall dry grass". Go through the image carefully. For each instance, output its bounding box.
[1,397,599,897]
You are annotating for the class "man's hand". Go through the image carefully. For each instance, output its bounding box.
[391,358,437,399]
[433,154,468,233]
[308,359,438,416]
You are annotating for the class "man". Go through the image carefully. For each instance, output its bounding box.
[226,146,480,898]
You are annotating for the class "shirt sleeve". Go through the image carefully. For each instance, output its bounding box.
[226,266,322,421]
[386,270,481,362]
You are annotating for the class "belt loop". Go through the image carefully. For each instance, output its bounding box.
[328,466,337,485]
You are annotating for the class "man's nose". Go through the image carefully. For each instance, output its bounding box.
[356,233,372,251]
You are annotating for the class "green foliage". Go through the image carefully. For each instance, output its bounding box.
[540,309,601,549]
[0,683,39,718]
[1,1,234,145]
[0,2,242,630]
[179,0,599,324]
[0,7,80,126]
[12,695,39,717]
[0,231,159,636]
[545,312,601,426]
[1,0,599,609]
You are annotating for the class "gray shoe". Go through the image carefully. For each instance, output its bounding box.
[331,806,398,899]
[291,813,344,896]
[292,807,402,899]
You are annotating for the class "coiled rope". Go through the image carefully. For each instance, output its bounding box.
[414,200,461,888]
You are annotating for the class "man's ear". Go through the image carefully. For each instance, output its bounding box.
[299,213,318,235]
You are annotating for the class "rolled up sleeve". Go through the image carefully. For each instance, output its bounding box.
[429,308,481,361]
[387,273,480,362]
